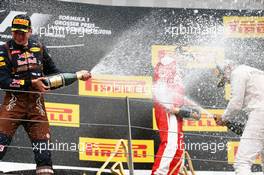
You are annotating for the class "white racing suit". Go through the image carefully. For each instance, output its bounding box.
[222,65,264,175]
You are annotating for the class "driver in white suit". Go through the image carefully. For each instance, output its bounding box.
[214,60,264,175]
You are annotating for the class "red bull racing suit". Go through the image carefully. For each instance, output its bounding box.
[0,39,60,174]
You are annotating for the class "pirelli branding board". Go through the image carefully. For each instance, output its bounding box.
[228,141,261,164]
[224,16,264,38]
[153,108,227,132]
[79,75,152,99]
[45,102,80,127]
[79,137,154,163]
[151,45,224,68]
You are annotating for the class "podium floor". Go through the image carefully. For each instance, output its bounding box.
[0,170,112,175]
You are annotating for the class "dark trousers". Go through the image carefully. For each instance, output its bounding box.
[0,92,52,167]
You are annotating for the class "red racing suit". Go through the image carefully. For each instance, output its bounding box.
[152,53,185,175]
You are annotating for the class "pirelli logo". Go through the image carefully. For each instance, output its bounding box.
[153,108,227,132]
[224,16,264,38]
[45,102,80,127]
[79,75,152,99]
[227,141,261,164]
[79,138,154,163]
[151,45,224,69]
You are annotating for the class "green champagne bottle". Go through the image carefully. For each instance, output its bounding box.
[225,121,245,136]
[214,115,245,136]
[43,73,81,90]
[178,106,201,120]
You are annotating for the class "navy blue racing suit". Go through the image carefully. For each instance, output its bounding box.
[0,39,60,171]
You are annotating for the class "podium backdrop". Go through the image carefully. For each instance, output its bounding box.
[0,0,264,172]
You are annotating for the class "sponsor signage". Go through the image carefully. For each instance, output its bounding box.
[224,16,264,37]
[79,75,152,99]
[151,45,224,68]
[45,102,80,127]
[79,137,154,163]
[227,141,261,164]
[153,108,228,132]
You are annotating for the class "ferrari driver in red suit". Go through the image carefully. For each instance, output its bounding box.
[152,50,185,175]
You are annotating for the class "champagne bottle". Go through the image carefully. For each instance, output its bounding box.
[214,115,245,136]
[43,73,82,90]
[177,106,201,120]
[225,121,245,136]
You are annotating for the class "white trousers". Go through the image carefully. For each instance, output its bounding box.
[234,110,264,175]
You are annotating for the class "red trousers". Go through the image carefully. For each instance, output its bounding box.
[152,103,184,175]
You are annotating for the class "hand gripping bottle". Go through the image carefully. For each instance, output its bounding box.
[177,106,201,120]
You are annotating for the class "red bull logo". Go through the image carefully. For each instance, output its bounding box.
[18,52,34,59]
[17,57,37,65]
